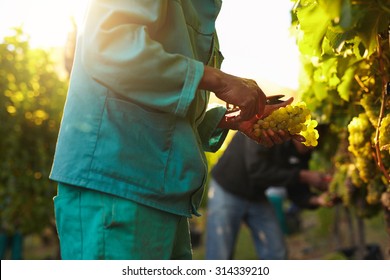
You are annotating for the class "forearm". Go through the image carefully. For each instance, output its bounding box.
[299,170,329,191]
[198,65,227,93]
[299,170,311,184]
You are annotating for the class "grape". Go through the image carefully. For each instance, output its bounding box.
[379,114,390,152]
[347,113,376,183]
[366,178,385,205]
[360,93,380,127]
[253,101,319,146]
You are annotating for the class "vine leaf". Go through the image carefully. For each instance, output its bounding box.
[297,1,330,56]
[337,67,356,101]
[356,10,381,56]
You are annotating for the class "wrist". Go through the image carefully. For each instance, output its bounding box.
[218,115,238,130]
[299,169,309,184]
[309,196,320,206]
[198,66,225,93]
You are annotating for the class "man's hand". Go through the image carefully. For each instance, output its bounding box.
[300,170,331,191]
[310,192,338,208]
[199,66,266,121]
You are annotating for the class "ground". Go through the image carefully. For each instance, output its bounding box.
[191,206,390,260]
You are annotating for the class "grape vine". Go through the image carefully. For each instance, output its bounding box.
[291,0,390,218]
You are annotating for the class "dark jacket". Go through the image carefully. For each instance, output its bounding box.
[211,132,316,209]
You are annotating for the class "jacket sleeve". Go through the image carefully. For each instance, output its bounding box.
[197,104,229,152]
[81,0,204,118]
[243,139,302,190]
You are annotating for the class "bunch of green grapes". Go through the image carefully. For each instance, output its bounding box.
[355,143,376,183]
[253,101,319,146]
[347,113,376,183]
[360,93,380,127]
[366,178,386,205]
[379,114,390,152]
[349,161,364,188]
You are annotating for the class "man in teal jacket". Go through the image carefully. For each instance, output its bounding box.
[50,0,298,259]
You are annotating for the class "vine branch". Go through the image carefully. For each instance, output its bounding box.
[374,34,390,183]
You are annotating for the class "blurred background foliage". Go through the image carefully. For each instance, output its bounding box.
[0,28,67,235]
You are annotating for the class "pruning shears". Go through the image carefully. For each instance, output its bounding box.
[225,94,285,120]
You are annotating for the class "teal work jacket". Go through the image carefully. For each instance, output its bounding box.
[50,0,228,217]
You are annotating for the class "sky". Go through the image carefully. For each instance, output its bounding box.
[216,1,301,91]
[0,0,89,47]
[0,0,301,91]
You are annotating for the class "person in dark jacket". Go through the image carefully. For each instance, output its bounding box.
[205,132,332,260]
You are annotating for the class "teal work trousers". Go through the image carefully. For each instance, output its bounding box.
[54,183,192,260]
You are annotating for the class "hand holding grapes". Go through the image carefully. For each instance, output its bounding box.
[310,192,338,208]
[253,101,320,147]
[219,97,306,147]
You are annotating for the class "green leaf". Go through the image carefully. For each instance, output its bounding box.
[337,66,356,101]
[325,28,347,52]
[296,1,331,56]
[319,0,342,19]
[329,74,341,88]
[355,9,381,56]
[322,36,335,55]
[313,81,329,101]
[352,39,366,59]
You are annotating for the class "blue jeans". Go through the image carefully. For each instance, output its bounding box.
[205,179,287,260]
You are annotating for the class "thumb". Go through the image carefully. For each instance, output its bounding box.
[292,134,306,143]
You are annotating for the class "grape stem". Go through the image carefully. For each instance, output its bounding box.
[374,34,390,183]
[376,0,390,14]
[354,74,369,93]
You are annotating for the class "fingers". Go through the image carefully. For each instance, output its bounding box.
[258,131,273,147]
[213,74,267,121]
[256,88,266,118]
[230,97,263,122]
[292,134,306,143]
[225,113,245,124]
[266,129,285,145]
[256,129,289,147]
[230,111,249,123]
[239,96,264,121]
[275,130,294,142]
[248,130,287,147]
[256,131,304,147]
[235,79,266,121]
